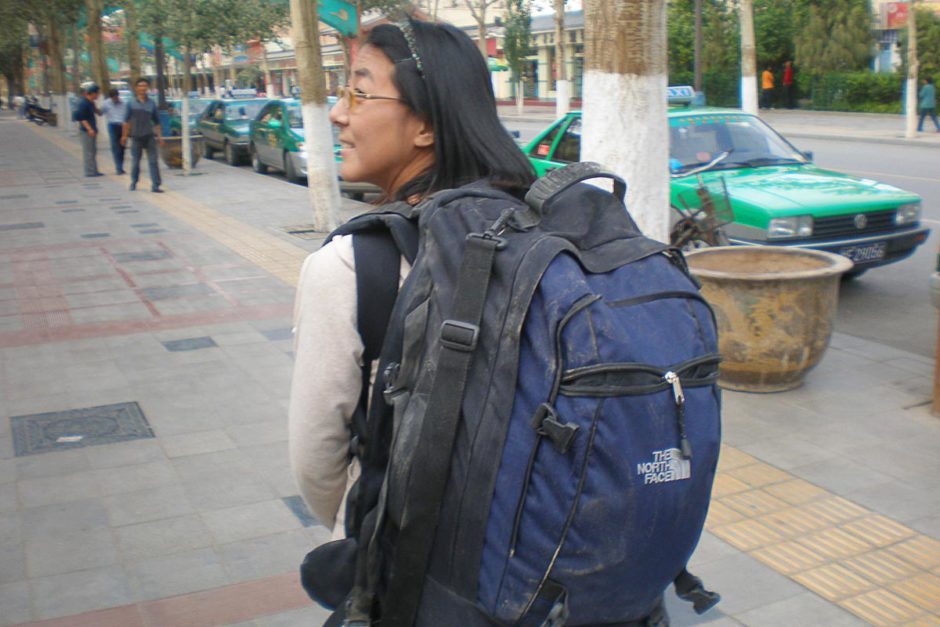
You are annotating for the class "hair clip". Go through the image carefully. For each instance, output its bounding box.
[396,19,425,78]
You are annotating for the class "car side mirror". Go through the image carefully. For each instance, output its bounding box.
[268,119,282,129]
[802,150,814,161]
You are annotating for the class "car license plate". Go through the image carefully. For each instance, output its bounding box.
[838,242,886,263]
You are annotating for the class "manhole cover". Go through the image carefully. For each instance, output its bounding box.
[10,402,155,456]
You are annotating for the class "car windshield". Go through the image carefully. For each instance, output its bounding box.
[189,100,210,116]
[227,101,265,121]
[669,114,807,174]
[286,104,304,128]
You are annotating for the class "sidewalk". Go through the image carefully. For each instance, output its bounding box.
[496,103,940,149]
[1,113,939,626]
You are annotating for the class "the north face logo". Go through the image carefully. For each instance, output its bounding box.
[636,448,691,485]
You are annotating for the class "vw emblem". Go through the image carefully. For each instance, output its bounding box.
[854,214,868,230]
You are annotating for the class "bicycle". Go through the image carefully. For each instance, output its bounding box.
[669,173,734,250]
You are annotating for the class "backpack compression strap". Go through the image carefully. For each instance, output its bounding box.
[380,229,504,627]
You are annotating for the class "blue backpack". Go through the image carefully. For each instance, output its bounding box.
[304,163,722,626]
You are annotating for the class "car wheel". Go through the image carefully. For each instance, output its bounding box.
[202,141,215,159]
[251,145,267,173]
[284,152,301,183]
[224,141,238,166]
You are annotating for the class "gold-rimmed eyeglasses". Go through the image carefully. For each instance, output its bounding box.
[337,85,406,111]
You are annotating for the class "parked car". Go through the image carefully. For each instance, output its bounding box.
[248,97,378,198]
[197,98,269,165]
[525,108,928,275]
[166,98,212,136]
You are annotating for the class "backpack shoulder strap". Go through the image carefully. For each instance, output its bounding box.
[352,231,402,364]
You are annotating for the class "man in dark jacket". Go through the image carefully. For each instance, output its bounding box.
[121,77,164,192]
[74,85,102,177]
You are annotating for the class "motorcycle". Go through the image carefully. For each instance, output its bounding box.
[25,98,57,126]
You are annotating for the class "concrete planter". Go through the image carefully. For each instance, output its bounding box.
[160,135,203,169]
[685,246,853,393]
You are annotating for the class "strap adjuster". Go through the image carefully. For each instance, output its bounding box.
[440,320,479,352]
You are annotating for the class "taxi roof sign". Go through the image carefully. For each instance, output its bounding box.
[668,85,695,105]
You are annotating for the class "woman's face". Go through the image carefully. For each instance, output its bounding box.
[330,44,434,196]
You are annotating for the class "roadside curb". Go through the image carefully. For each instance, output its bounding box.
[779,129,940,149]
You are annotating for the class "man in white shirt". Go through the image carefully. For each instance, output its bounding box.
[102,89,129,174]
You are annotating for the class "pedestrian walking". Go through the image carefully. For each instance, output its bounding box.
[121,78,163,193]
[918,77,940,133]
[761,66,775,109]
[783,61,795,109]
[102,89,128,174]
[74,84,102,177]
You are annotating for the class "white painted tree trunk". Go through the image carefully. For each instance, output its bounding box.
[739,0,758,115]
[583,0,669,243]
[905,3,918,138]
[516,81,524,115]
[181,50,192,175]
[554,0,569,118]
[291,0,340,232]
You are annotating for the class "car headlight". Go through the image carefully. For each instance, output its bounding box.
[768,216,813,239]
[895,203,921,225]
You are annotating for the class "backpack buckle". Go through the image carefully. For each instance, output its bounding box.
[440,320,479,352]
[531,403,579,454]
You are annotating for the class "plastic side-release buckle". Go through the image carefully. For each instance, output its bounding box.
[440,320,479,352]
[531,403,579,454]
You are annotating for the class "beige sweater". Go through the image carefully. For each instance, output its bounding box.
[288,235,409,538]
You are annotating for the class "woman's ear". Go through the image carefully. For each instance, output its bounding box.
[414,119,434,149]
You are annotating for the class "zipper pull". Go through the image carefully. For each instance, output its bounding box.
[665,371,692,460]
[665,371,685,405]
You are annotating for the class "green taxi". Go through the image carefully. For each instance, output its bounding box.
[197,98,269,165]
[248,98,378,197]
[166,98,212,136]
[525,108,928,274]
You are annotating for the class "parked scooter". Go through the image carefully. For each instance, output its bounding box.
[25,97,57,126]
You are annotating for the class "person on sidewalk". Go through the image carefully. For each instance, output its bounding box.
[288,18,534,626]
[783,61,795,109]
[74,84,103,177]
[121,77,164,193]
[918,77,940,133]
[102,89,128,174]
[761,66,775,109]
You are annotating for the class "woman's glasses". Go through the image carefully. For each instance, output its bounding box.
[337,86,405,111]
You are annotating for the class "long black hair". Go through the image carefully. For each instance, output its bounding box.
[364,19,535,201]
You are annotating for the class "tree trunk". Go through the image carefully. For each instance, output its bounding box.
[477,14,488,59]
[693,0,702,93]
[125,0,142,82]
[182,48,192,174]
[516,79,524,114]
[583,0,669,243]
[554,0,569,118]
[291,0,340,231]
[48,17,70,130]
[155,36,167,108]
[70,25,81,94]
[905,0,918,139]
[85,0,110,94]
[739,0,757,115]
[261,44,272,96]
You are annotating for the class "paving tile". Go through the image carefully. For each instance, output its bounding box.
[0,540,26,585]
[93,460,179,496]
[26,526,119,577]
[885,535,940,570]
[0,580,32,625]
[217,529,313,582]
[791,458,895,496]
[841,588,925,626]
[751,540,829,575]
[161,336,219,352]
[685,552,805,616]
[734,591,867,626]
[115,514,215,561]
[17,470,101,507]
[105,484,195,526]
[226,419,288,447]
[256,603,334,627]
[30,565,136,620]
[126,547,231,602]
[171,449,256,484]
[890,572,940,612]
[200,499,302,545]
[14,447,91,480]
[82,438,167,469]
[182,471,276,512]
[738,435,834,471]
[160,429,236,459]
[19,498,110,537]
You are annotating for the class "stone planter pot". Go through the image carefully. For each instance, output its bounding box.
[160,135,203,169]
[685,246,853,393]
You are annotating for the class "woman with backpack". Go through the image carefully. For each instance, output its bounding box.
[288,17,534,624]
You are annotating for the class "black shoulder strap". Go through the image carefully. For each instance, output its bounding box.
[380,231,502,627]
[353,231,402,364]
